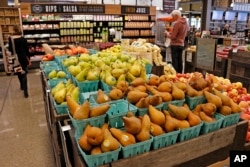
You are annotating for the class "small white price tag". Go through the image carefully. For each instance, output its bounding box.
[61,125,71,132]
[233,48,238,53]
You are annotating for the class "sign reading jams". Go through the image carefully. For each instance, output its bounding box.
[31,4,105,14]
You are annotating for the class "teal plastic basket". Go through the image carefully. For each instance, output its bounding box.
[75,135,121,167]
[100,80,112,91]
[145,64,153,74]
[75,79,99,93]
[185,95,206,110]
[151,130,180,150]
[47,79,67,90]
[178,122,203,142]
[137,103,164,116]
[54,55,68,64]
[88,49,99,55]
[41,60,58,68]
[53,100,68,115]
[79,91,98,104]
[107,100,138,128]
[163,99,185,110]
[121,137,153,158]
[219,112,241,128]
[68,107,107,137]
[200,113,224,134]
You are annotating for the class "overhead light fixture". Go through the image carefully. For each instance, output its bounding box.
[179,7,183,11]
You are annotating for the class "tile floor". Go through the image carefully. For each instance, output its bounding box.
[0,69,56,167]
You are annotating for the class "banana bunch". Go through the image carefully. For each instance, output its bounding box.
[152,50,176,75]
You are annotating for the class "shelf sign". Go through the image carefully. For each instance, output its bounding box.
[121,6,149,14]
[163,0,175,14]
[31,4,105,14]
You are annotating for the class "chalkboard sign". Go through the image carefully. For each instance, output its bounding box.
[195,38,217,71]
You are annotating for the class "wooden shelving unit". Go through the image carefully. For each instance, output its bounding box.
[0,7,21,75]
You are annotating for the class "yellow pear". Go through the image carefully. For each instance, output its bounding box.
[204,90,222,108]
[96,89,111,104]
[213,88,231,107]
[54,87,67,104]
[168,104,189,120]
[171,84,185,100]
[101,129,120,152]
[110,128,136,147]
[135,114,151,142]
[148,105,165,126]
[73,101,90,119]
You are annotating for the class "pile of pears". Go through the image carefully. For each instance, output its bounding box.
[48,69,67,79]
[51,79,79,105]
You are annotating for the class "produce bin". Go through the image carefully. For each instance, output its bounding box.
[185,95,206,110]
[200,113,224,134]
[178,122,203,142]
[219,112,241,128]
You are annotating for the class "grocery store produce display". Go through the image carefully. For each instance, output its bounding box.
[40,42,250,166]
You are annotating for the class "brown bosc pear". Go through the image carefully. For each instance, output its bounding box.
[110,128,136,147]
[135,114,151,142]
[200,103,217,117]
[78,124,93,152]
[171,83,185,100]
[126,90,148,104]
[96,89,111,104]
[150,122,165,136]
[86,126,104,146]
[122,115,142,135]
[148,95,163,106]
[230,100,242,113]
[193,104,202,116]
[116,80,129,93]
[176,119,190,129]
[89,104,110,117]
[145,84,172,102]
[157,81,172,92]
[168,104,189,120]
[66,95,80,116]
[101,129,120,152]
[91,146,102,155]
[219,105,232,115]
[135,97,150,108]
[73,100,90,119]
[173,81,187,92]
[134,85,147,92]
[147,75,160,86]
[164,111,178,132]
[213,88,231,106]
[204,90,222,108]
[199,111,215,122]
[187,110,202,127]
[148,105,165,126]
[109,87,124,100]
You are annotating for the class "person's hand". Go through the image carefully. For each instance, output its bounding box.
[28,59,32,67]
[165,31,169,37]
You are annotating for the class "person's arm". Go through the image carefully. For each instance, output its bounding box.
[167,23,179,40]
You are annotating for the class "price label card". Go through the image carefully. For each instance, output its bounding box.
[233,48,238,53]
[186,52,192,62]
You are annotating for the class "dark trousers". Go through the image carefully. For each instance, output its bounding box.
[17,67,28,92]
[171,45,184,73]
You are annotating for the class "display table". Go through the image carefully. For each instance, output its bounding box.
[63,120,248,167]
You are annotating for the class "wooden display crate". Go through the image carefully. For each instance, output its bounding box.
[64,119,248,167]
[230,61,250,79]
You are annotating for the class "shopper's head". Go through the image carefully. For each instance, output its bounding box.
[13,25,22,35]
[171,10,182,21]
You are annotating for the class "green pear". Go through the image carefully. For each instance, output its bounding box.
[51,81,65,97]
[78,61,91,69]
[105,71,117,86]
[70,87,80,103]
[75,68,89,82]
[126,72,136,82]
[86,69,99,81]
[68,65,81,77]
[79,53,90,62]
[56,71,66,78]
[48,70,57,79]
[54,87,67,104]
[65,79,73,87]
[139,65,147,82]
[129,61,141,77]
[66,84,75,96]
[111,68,126,79]
[117,74,126,83]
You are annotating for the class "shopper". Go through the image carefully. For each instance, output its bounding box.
[8,25,31,98]
[165,10,189,73]
[222,24,230,36]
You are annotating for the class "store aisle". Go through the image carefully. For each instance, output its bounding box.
[0,69,56,167]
